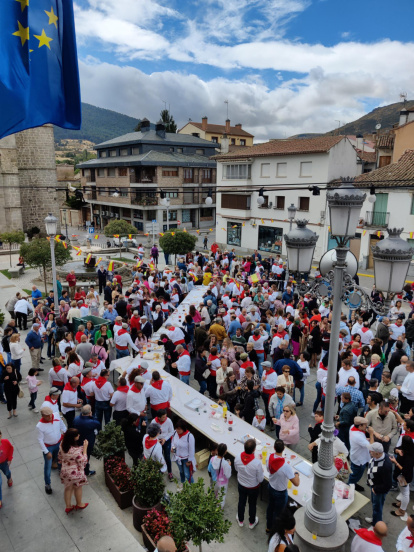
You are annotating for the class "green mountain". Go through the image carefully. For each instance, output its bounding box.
[325,100,414,136]
[53,103,141,144]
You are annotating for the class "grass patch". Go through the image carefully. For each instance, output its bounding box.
[0,269,11,279]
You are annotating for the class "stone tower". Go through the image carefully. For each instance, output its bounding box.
[0,134,24,232]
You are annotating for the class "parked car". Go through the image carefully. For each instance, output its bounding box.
[113,236,138,247]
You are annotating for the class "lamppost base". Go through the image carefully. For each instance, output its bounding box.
[294,508,349,552]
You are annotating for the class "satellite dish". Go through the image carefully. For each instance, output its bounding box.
[375,123,382,130]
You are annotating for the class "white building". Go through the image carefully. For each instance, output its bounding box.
[215,136,361,261]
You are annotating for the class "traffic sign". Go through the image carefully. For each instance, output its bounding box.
[88,227,95,234]
[152,219,157,223]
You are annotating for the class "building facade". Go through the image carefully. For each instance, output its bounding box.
[214,136,362,261]
[77,120,217,234]
[178,117,254,147]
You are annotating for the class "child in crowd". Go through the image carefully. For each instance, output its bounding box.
[207,443,218,488]
[26,368,42,412]
[234,403,242,418]
[252,408,266,431]
[210,443,232,507]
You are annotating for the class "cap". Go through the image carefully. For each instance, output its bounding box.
[82,367,92,376]
[354,416,368,426]
[262,361,272,368]
[141,315,147,320]
[49,387,61,396]
[165,321,172,327]
[134,376,145,383]
[40,406,53,416]
[240,352,248,360]
[368,442,384,453]
[256,409,264,416]
[140,361,149,369]
[122,323,129,329]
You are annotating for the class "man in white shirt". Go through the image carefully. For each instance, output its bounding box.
[110,376,129,424]
[36,406,66,494]
[14,297,33,330]
[266,440,300,532]
[91,369,114,427]
[165,322,186,347]
[396,515,414,552]
[347,416,375,492]
[261,361,278,425]
[172,344,191,385]
[126,376,146,416]
[351,316,364,336]
[115,323,140,359]
[145,371,173,418]
[338,359,360,388]
[358,323,374,345]
[350,522,387,552]
[234,438,264,529]
[400,361,414,414]
[319,301,330,318]
[61,377,83,428]
[40,388,61,416]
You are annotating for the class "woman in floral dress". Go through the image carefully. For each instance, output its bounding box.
[58,428,89,514]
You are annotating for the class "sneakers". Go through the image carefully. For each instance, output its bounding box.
[45,484,52,495]
[88,471,96,476]
[249,517,259,530]
[236,516,244,527]
[7,478,13,487]
[365,517,373,524]
[28,405,33,409]
[33,409,39,413]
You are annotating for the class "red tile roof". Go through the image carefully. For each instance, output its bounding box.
[213,135,346,159]
[356,149,377,163]
[354,149,414,186]
[181,122,254,137]
[376,135,395,149]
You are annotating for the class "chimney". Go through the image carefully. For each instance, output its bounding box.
[155,120,166,139]
[220,134,229,154]
[235,123,242,129]
[225,119,231,133]
[399,108,408,127]
[140,118,150,132]
[202,116,208,131]
[356,133,363,150]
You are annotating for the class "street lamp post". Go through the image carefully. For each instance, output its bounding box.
[287,203,297,232]
[44,213,60,317]
[160,192,171,232]
[63,209,69,240]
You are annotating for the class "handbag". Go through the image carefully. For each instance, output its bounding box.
[202,368,211,380]
[18,386,24,399]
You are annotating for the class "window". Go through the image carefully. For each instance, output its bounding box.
[298,197,310,211]
[163,210,177,221]
[227,222,241,246]
[221,194,251,210]
[120,149,128,156]
[134,210,143,219]
[132,147,140,155]
[258,226,283,253]
[196,149,205,155]
[300,161,312,177]
[200,208,213,217]
[260,163,270,178]
[224,164,251,179]
[97,168,105,177]
[183,168,193,181]
[99,151,107,158]
[169,147,174,152]
[165,191,178,198]
[146,210,157,220]
[240,139,246,146]
[231,139,236,145]
[177,148,183,153]
[211,137,218,143]
[120,191,129,197]
[107,168,116,177]
[118,168,127,177]
[192,133,200,137]
[109,150,117,157]
[133,221,143,231]
[201,169,212,182]
[182,209,191,223]
[275,196,285,210]
[276,163,287,177]
[162,168,178,177]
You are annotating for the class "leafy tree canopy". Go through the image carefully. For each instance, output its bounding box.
[0,231,25,267]
[159,230,197,255]
[20,238,71,292]
[160,109,177,133]
[103,219,137,237]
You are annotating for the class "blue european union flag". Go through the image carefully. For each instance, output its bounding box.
[0,0,81,139]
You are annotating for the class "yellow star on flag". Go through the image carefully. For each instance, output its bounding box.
[34,29,53,49]
[15,0,29,12]
[13,21,30,46]
[45,7,59,28]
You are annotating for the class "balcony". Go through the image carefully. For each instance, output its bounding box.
[85,176,96,183]
[201,177,213,183]
[131,195,158,206]
[365,210,390,227]
[129,170,157,184]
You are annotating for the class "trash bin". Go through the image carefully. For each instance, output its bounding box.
[72,315,108,333]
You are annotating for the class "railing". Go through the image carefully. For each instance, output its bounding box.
[85,176,95,183]
[365,211,390,227]
[201,177,213,183]
[129,174,157,184]
[131,196,158,206]
[183,177,194,183]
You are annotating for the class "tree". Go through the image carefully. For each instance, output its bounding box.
[0,231,25,267]
[160,109,177,133]
[164,479,231,552]
[20,238,71,293]
[159,230,197,258]
[103,219,136,238]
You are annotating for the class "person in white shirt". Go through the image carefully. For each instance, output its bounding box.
[59,334,75,357]
[234,438,264,529]
[350,522,387,552]
[110,377,129,425]
[142,423,167,472]
[14,298,33,330]
[126,376,147,416]
[171,419,196,484]
[347,416,375,491]
[400,361,414,414]
[351,317,364,336]
[261,361,278,424]
[61,377,83,428]
[90,369,113,427]
[358,323,374,345]
[165,322,186,347]
[338,359,360,388]
[48,358,68,392]
[152,409,174,480]
[396,515,414,552]
[145,371,173,417]
[172,344,191,385]
[115,323,140,359]
[36,406,66,494]
[266,439,300,532]
[248,328,269,378]
[40,388,61,416]
[252,409,266,431]
[67,352,84,379]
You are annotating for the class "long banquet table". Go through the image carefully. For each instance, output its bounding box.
[109,285,369,520]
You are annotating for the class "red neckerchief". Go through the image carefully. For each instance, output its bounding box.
[315,420,324,425]
[275,332,286,339]
[118,328,128,336]
[264,369,275,378]
[252,335,261,341]
[351,426,365,433]
[240,452,255,465]
[180,350,190,358]
[74,360,80,366]
[169,326,175,331]
[115,321,122,326]
[81,376,93,387]
[145,436,158,449]
[208,354,219,361]
[130,384,142,393]
[406,536,414,548]
[117,385,129,393]
[44,396,57,405]
[268,454,285,474]
[155,417,166,425]
[63,382,76,392]
[152,380,163,390]
[318,362,327,371]
[370,362,380,368]
[53,365,62,374]
[94,376,107,389]
[403,431,414,439]
[354,529,382,546]
[256,416,264,423]
[39,417,54,424]
[178,430,189,439]
[241,361,254,369]
[361,327,369,333]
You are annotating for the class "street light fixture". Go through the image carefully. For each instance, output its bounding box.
[44,213,60,317]
[287,203,297,231]
[372,228,413,295]
[257,187,265,205]
[284,220,318,274]
[205,188,213,206]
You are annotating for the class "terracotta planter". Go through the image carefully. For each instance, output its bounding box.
[132,496,162,532]
[104,470,133,510]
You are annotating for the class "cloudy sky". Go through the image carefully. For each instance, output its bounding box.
[74,0,414,140]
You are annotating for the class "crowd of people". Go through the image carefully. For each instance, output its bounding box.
[1,245,414,551]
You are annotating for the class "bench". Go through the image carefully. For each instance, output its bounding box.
[9,266,24,278]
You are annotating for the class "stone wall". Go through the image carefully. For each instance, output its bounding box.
[0,134,24,232]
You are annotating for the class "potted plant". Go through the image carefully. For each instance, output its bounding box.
[164,479,231,552]
[141,509,172,552]
[92,421,126,463]
[131,458,165,531]
[104,457,134,509]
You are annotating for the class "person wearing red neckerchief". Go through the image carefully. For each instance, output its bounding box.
[347,416,375,492]
[234,438,263,529]
[154,408,174,481]
[142,423,167,472]
[36,406,67,495]
[40,387,61,416]
[396,514,414,551]
[171,419,196,485]
[110,377,129,425]
[351,521,387,552]
[145,371,173,419]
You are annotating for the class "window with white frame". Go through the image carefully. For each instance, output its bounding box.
[224,164,251,179]
[300,161,312,177]
[261,163,270,177]
[276,163,287,177]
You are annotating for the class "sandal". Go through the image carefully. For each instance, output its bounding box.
[392,502,402,508]
[391,510,405,517]
[7,414,12,419]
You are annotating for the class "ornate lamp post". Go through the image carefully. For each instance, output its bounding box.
[287,203,297,232]
[284,220,318,275]
[44,213,60,317]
